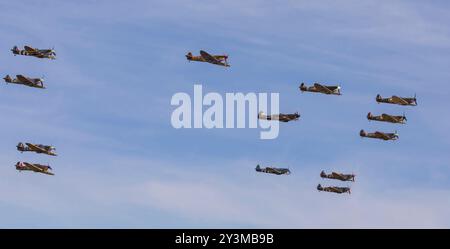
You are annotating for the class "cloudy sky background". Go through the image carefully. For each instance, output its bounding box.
[0,0,449,228]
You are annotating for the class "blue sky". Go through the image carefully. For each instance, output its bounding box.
[0,0,450,228]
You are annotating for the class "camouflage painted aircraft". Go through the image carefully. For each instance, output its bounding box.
[258,111,300,122]
[317,184,350,194]
[17,142,57,156]
[186,50,229,67]
[320,170,355,182]
[11,45,56,59]
[376,94,417,106]
[255,165,291,175]
[15,161,54,176]
[360,129,399,141]
[367,112,407,124]
[299,82,341,95]
[3,75,45,89]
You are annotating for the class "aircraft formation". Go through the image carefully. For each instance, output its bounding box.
[5,45,57,175]
[186,50,419,195]
[317,171,355,194]
[4,46,418,187]
[361,94,417,141]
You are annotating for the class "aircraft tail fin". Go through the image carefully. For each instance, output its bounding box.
[3,75,12,83]
[255,165,261,171]
[320,170,326,178]
[299,82,306,92]
[359,129,366,137]
[16,142,24,151]
[376,94,381,102]
[185,52,193,61]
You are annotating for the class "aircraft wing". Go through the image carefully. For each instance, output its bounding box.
[331,172,344,179]
[328,187,340,192]
[268,168,280,174]
[26,143,48,154]
[200,50,221,64]
[275,168,289,174]
[24,46,37,53]
[313,83,333,94]
[214,55,227,60]
[381,113,399,123]
[16,75,34,85]
[392,96,409,105]
[23,162,43,172]
[375,131,390,140]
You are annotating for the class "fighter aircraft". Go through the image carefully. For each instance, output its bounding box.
[186,50,229,67]
[320,170,355,182]
[299,82,341,95]
[376,94,417,106]
[360,129,399,141]
[255,165,291,175]
[3,75,45,89]
[317,184,350,194]
[258,111,300,122]
[15,161,54,176]
[17,142,57,156]
[11,45,56,59]
[367,112,407,124]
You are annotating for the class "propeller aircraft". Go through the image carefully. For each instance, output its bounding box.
[3,74,45,89]
[299,82,341,95]
[367,112,407,124]
[317,184,350,194]
[17,142,57,156]
[320,170,355,182]
[376,94,417,106]
[11,45,56,59]
[186,50,229,67]
[15,161,54,176]
[258,111,300,122]
[360,129,399,141]
[255,164,291,175]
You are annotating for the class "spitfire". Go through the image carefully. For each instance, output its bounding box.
[360,129,399,141]
[186,50,229,67]
[299,82,341,95]
[317,184,350,194]
[17,142,57,156]
[3,74,45,89]
[15,161,54,176]
[11,45,56,59]
[320,171,355,182]
[258,111,300,122]
[367,112,407,124]
[376,94,417,106]
[255,165,291,175]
